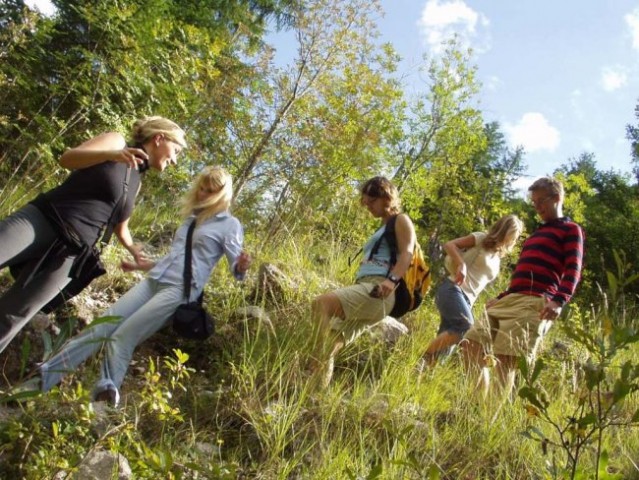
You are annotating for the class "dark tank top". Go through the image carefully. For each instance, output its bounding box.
[32,161,142,247]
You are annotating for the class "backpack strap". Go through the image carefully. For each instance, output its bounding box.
[348,248,364,267]
[368,214,399,267]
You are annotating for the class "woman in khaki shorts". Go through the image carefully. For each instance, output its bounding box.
[310,176,416,386]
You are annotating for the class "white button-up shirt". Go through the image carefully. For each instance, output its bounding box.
[148,211,245,301]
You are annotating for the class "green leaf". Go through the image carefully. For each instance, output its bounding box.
[606,270,618,297]
[584,362,604,390]
[518,385,547,410]
[531,358,545,383]
[87,315,124,327]
[368,461,383,479]
[622,272,639,286]
[596,450,625,479]
[562,325,598,354]
[0,387,42,404]
[172,348,190,364]
[577,412,597,428]
[428,464,441,480]
[520,426,546,441]
[612,379,631,403]
[19,337,32,378]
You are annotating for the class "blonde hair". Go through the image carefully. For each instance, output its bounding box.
[130,116,187,148]
[528,176,564,200]
[481,214,524,256]
[182,166,233,223]
[360,176,401,214]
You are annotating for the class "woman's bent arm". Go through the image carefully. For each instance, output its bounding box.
[443,234,477,285]
[59,132,148,170]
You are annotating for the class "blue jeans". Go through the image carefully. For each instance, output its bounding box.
[40,278,184,395]
[435,278,474,336]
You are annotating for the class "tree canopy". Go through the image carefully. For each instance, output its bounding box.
[1,0,638,303]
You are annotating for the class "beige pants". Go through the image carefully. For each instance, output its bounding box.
[332,276,396,345]
[464,293,552,359]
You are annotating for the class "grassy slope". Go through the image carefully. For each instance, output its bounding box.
[0,196,638,479]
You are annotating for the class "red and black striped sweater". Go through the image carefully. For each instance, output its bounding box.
[499,217,584,306]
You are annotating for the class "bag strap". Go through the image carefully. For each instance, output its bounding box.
[99,166,131,248]
[182,219,197,302]
[348,248,363,268]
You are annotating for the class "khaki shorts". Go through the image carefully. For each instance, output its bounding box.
[463,293,551,359]
[332,276,396,345]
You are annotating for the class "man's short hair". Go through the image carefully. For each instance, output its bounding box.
[528,176,564,199]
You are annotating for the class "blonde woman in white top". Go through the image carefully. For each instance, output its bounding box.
[423,215,523,364]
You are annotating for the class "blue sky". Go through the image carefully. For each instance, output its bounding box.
[26,0,639,184]
[378,0,639,183]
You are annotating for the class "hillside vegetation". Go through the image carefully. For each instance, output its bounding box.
[1,230,638,479]
[1,1,639,478]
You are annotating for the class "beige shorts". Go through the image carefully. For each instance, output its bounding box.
[463,293,552,359]
[332,276,396,345]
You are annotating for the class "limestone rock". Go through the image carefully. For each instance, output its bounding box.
[72,450,132,480]
[251,263,295,301]
[369,316,409,344]
[231,306,274,332]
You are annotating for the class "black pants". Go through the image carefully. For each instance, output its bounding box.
[0,204,74,354]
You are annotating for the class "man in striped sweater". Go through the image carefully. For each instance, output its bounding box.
[461,177,584,394]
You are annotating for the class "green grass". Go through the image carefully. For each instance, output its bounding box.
[1,194,638,479]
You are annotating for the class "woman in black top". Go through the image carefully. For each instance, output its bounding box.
[0,116,186,354]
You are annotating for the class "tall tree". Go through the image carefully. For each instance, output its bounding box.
[217,0,405,243]
[386,39,491,257]
[0,0,297,186]
[626,99,639,183]
[556,153,639,300]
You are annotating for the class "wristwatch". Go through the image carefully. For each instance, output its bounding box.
[387,273,401,284]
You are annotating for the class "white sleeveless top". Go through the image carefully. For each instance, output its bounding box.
[444,232,500,306]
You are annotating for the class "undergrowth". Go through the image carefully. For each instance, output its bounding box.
[0,198,638,479]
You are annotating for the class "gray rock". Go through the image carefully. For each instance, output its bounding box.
[194,441,221,457]
[30,312,53,332]
[232,306,274,332]
[252,263,295,301]
[72,450,132,480]
[369,316,409,344]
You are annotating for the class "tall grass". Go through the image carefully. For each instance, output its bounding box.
[1,218,638,479]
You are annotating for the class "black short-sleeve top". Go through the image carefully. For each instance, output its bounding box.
[33,161,142,247]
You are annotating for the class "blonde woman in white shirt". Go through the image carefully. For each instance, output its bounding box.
[423,215,523,365]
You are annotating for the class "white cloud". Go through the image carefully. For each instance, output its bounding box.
[24,0,56,16]
[418,0,489,53]
[504,112,560,153]
[511,176,535,198]
[625,8,639,51]
[484,75,502,92]
[601,66,628,91]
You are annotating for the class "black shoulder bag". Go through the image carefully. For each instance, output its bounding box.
[171,219,215,340]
